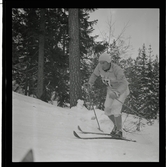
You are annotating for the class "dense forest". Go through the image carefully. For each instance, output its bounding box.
[12,8,159,122]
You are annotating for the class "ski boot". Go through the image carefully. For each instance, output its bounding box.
[110,126,117,136]
[114,130,123,138]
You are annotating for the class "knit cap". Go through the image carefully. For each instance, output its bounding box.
[99,52,112,63]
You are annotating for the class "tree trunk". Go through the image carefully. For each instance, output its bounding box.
[37,8,45,98]
[25,73,28,96]
[68,9,81,107]
[25,75,29,96]
[63,28,66,56]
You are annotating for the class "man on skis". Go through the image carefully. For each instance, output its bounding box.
[84,52,130,138]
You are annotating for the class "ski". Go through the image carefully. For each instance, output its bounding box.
[77,126,110,136]
[73,131,136,142]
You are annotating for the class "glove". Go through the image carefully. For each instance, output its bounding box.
[102,78,111,86]
[108,90,120,99]
[83,82,93,92]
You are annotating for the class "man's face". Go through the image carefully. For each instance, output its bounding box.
[100,61,110,71]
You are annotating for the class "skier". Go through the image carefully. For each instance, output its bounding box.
[84,52,130,138]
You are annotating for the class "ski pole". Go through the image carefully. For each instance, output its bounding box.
[87,90,102,132]
[114,98,144,119]
[92,103,102,132]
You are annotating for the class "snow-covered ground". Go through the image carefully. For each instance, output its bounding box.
[12,92,159,162]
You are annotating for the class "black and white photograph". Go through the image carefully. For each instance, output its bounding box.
[11,7,159,162]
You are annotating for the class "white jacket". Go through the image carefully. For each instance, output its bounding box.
[89,62,129,95]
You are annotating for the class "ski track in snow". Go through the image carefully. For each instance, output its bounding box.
[12,92,159,162]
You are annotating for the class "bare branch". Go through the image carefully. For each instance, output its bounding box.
[106,12,116,44]
[115,21,130,44]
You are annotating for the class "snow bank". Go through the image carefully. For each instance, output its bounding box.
[12,92,159,162]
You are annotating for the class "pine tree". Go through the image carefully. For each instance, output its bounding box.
[152,55,159,118]
[144,46,156,119]
[44,8,69,105]
[124,44,159,121]
[12,8,40,95]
